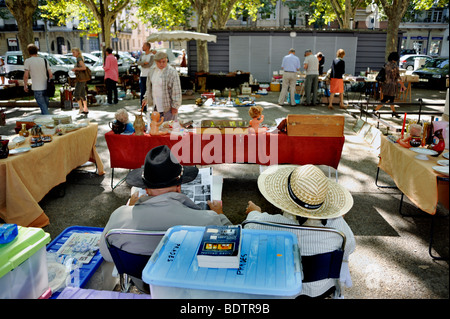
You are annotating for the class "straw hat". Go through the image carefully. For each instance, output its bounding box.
[258,165,353,219]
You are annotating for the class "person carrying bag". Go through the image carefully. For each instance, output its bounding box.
[71,47,90,116]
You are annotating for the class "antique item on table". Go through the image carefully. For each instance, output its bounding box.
[248,105,267,134]
[0,138,9,159]
[55,125,67,136]
[409,124,422,137]
[109,120,126,134]
[409,136,422,147]
[429,129,445,156]
[30,125,44,148]
[52,114,72,125]
[133,113,146,136]
[41,135,52,143]
[114,108,134,134]
[424,121,434,145]
[19,123,30,137]
[432,165,449,176]
[150,111,166,136]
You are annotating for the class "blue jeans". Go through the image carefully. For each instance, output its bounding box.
[34,90,50,114]
[139,76,147,110]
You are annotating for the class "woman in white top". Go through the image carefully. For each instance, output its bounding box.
[244,164,356,298]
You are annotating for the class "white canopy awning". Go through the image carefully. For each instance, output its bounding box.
[147,31,217,43]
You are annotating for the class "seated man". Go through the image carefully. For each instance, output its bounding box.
[244,164,355,298]
[99,145,231,291]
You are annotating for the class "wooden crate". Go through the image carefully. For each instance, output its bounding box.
[286,114,345,137]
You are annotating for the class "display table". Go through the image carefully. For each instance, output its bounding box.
[378,135,449,215]
[0,123,105,227]
[105,131,345,169]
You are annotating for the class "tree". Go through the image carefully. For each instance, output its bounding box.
[376,0,410,59]
[138,0,264,72]
[302,0,365,29]
[41,0,131,59]
[5,0,39,59]
[376,0,447,58]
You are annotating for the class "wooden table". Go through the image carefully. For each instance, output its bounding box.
[0,123,105,227]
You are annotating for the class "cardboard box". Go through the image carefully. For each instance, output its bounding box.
[286,114,345,137]
[405,74,419,83]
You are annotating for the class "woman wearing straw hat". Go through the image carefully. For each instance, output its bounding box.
[244,164,356,298]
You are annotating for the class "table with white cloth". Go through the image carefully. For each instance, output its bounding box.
[0,123,105,227]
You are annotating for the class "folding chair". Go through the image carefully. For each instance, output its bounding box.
[241,220,346,298]
[105,229,166,293]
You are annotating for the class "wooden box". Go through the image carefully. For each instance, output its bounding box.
[195,119,249,134]
[286,114,345,137]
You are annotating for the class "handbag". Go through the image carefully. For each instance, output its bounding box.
[76,66,92,82]
[44,59,56,97]
[376,66,386,82]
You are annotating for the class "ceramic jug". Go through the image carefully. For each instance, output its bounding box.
[133,114,146,136]
[109,120,125,134]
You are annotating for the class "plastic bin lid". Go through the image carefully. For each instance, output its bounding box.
[142,225,302,297]
[0,226,51,278]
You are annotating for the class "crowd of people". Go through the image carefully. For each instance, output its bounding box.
[12,41,418,299]
[278,47,348,109]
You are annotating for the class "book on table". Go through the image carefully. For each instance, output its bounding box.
[196,225,242,269]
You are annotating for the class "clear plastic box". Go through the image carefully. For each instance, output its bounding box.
[142,225,302,299]
[0,226,51,299]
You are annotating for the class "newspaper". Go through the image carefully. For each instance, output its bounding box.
[56,232,101,264]
[181,167,214,210]
[130,167,222,210]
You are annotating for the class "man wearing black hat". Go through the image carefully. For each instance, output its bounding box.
[99,145,231,290]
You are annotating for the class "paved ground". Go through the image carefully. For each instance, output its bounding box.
[0,85,448,300]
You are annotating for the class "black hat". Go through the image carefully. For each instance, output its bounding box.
[126,145,198,189]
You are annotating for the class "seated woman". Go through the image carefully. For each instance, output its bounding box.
[244,164,356,298]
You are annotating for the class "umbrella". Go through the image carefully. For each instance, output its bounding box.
[147,30,217,43]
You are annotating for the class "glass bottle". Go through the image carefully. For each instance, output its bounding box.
[19,123,29,137]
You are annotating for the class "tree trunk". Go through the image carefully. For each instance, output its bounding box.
[378,0,410,59]
[5,0,38,59]
[385,17,401,59]
[196,20,209,73]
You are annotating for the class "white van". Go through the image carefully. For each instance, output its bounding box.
[5,51,72,84]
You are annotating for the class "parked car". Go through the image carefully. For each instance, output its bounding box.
[4,51,71,84]
[399,54,432,71]
[89,50,136,74]
[400,49,418,56]
[89,57,130,82]
[63,52,99,67]
[412,57,449,89]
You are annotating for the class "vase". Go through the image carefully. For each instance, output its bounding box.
[0,139,9,159]
[19,123,29,137]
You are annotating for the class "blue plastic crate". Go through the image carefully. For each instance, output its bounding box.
[142,225,302,299]
[46,226,104,298]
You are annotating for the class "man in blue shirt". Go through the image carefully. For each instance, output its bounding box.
[278,48,300,106]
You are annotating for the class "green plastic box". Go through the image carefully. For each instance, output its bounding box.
[0,226,51,299]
